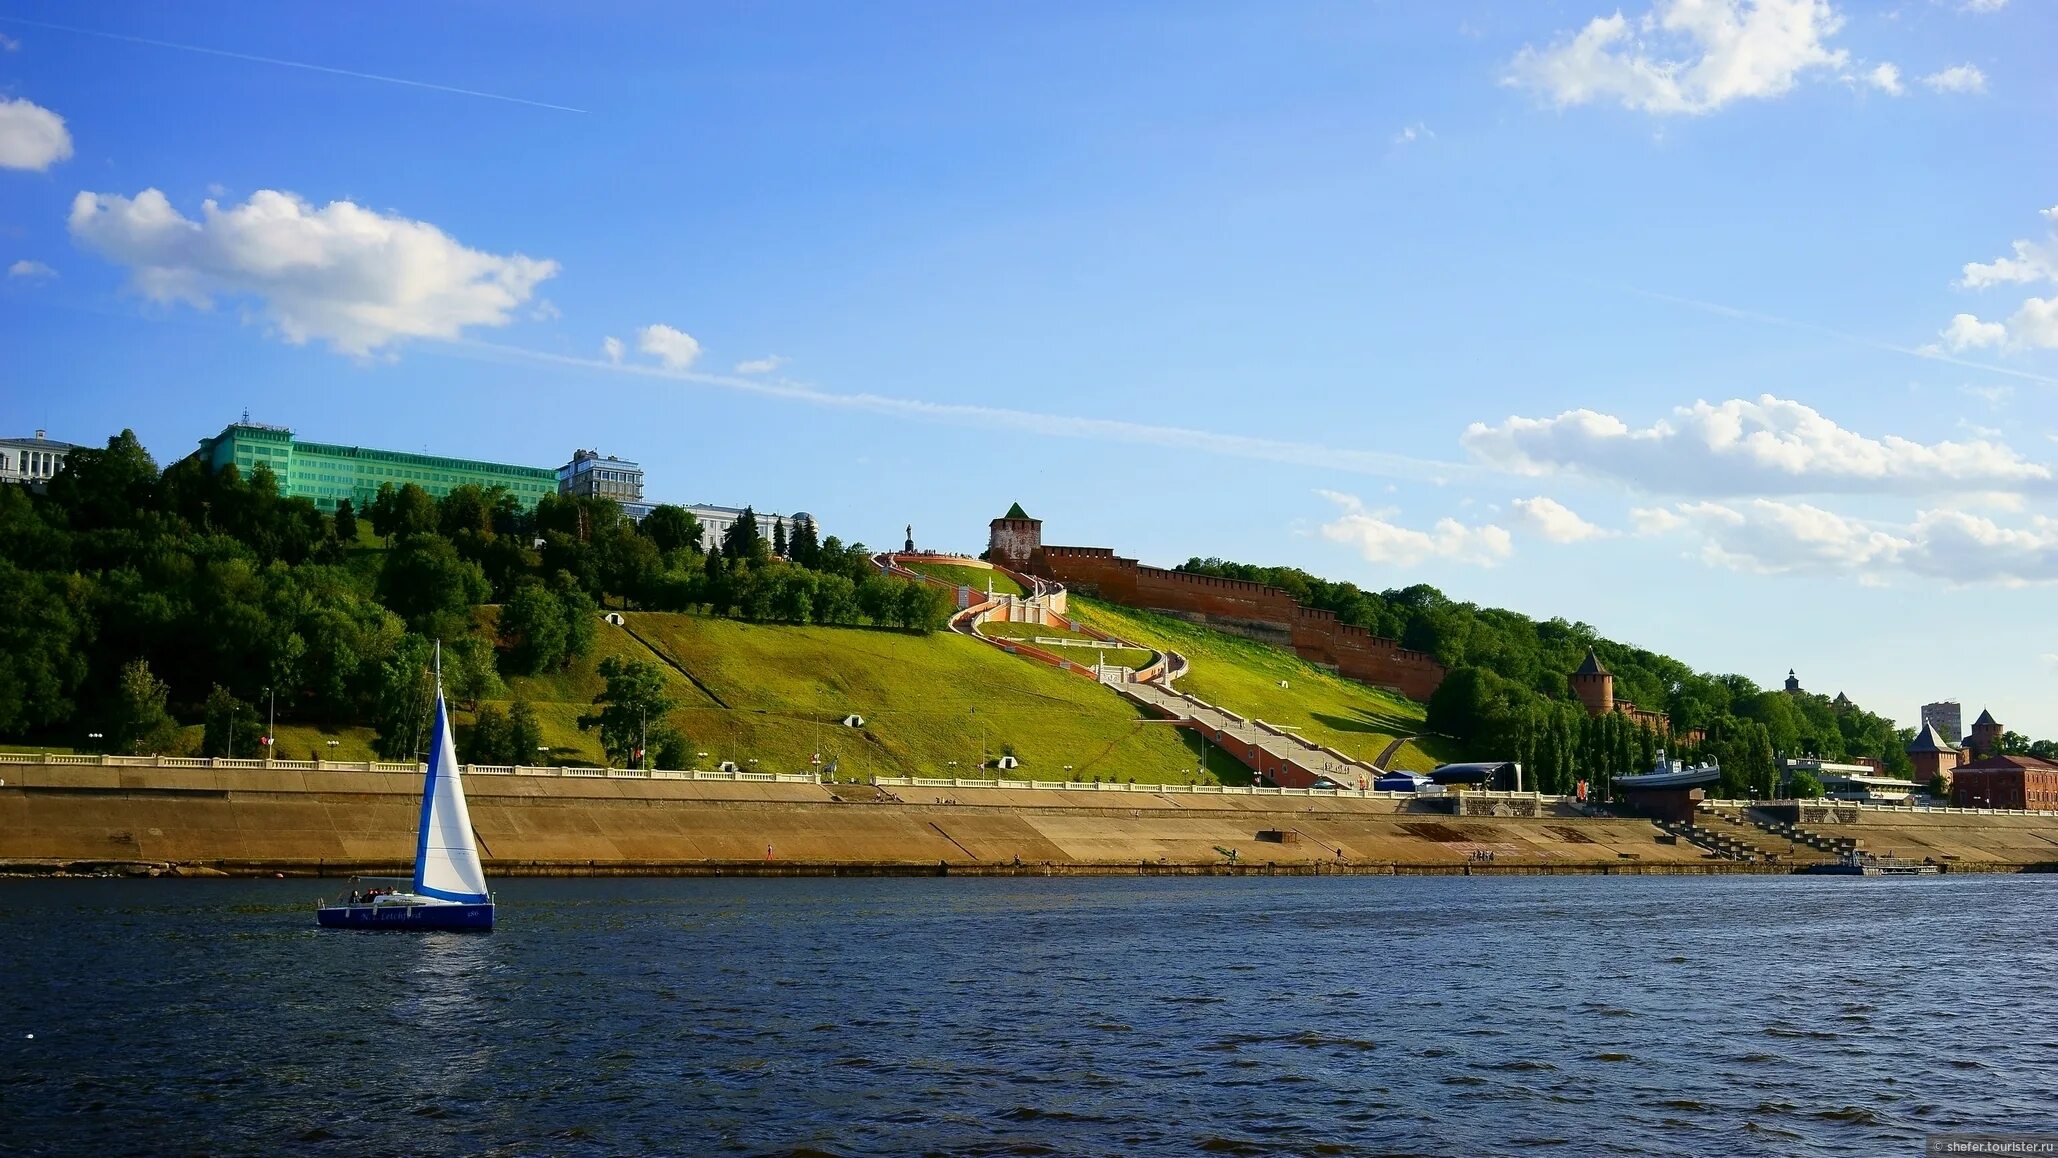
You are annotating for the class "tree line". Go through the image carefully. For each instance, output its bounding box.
[0,429,949,760]
[1180,557,1916,790]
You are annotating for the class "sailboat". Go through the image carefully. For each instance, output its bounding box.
[316,650,495,931]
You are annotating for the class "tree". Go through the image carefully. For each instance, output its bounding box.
[392,483,439,537]
[370,635,435,761]
[464,703,511,766]
[377,533,491,639]
[1787,768,1825,799]
[788,515,821,570]
[500,582,568,674]
[201,684,261,758]
[654,730,692,771]
[721,506,765,562]
[333,499,359,543]
[557,576,599,662]
[508,698,545,766]
[578,657,676,767]
[106,657,180,755]
[642,505,703,555]
[443,634,504,711]
[773,518,789,559]
[0,561,91,735]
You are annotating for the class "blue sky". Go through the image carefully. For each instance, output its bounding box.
[4,1,2058,734]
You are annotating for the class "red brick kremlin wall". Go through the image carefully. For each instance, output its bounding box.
[1026,546,1446,702]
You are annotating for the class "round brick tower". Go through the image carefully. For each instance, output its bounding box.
[1570,648,1614,717]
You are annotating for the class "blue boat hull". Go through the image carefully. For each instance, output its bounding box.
[315,902,494,931]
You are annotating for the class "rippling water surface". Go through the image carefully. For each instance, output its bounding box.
[4,874,2055,1156]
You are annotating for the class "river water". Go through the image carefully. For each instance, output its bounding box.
[3,874,2053,1156]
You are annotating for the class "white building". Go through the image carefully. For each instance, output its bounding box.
[1783,758,1917,803]
[692,505,812,551]
[0,431,78,491]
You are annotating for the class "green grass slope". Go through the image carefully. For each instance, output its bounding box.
[901,561,1026,596]
[498,613,1221,783]
[1067,597,1447,772]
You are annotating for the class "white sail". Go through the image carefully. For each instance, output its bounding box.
[412,692,490,904]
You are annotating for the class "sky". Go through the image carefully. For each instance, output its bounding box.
[3,0,2057,734]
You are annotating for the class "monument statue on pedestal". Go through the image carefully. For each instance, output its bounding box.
[904,523,914,553]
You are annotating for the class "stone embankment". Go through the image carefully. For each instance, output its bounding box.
[4,760,1810,878]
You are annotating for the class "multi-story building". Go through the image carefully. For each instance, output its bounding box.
[1921,701,1963,747]
[557,449,652,520]
[693,505,810,551]
[0,431,79,491]
[194,421,559,512]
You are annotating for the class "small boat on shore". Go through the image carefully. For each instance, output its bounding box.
[315,652,494,931]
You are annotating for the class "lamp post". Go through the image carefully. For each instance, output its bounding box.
[266,686,276,764]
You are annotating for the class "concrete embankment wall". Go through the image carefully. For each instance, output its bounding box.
[1806,807,2058,871]
[0,766,1765,876]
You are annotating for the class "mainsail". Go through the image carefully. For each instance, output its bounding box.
[412,692,490,903]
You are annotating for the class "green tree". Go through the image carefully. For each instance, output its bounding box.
[721,507,765,562]
[508,698,545,766]
[333,498,359,543]
[392,483,438,538]
[654,730,693,771]
[377,533,491,638]
[106,657,180,755]
[370,635,435,761]
[1787,768,1825,798]
[578,657,676,767]
[0,562,91,735]
[789,515,821,569]
[443,634,505,711]
[501,581,568,673]
[464,702,511,765]
[201,684,261,758]
[558,576,599,662]
[642,505,703,555]
[773,518,789,558]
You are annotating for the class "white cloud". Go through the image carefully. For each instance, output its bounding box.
[1957,0,2006,11]
[68,187,558,355]
[1392,122,1434,145]
[1630,506,1688,534]
[1961,383,2013,406]
[1921,64,1987,93]
[1510,495,1612,542]
[530,297,561,322]
[0,32,18,52]
[1462,394,2053,496]
[1951,204,2058,350]
[734,354,786,374]
[1861,62,1902,95]
[1318,491,1513,568]
[7,259,55,279]
[636,323,701,370]
[1637,499,2058,584]
[0,96,73,171]
[1939,312,2007,350]
[1503,0,1849,116]
[1664,499,1908,575]
[601,335,624,364]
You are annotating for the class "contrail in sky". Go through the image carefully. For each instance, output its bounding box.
[447,340,1476,483]
[1625,286,2058,387]
[0,16,586,113]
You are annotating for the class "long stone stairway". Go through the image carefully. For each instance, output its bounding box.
[1695,804,1843,864]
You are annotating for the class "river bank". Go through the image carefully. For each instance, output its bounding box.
[8,762,2057,877]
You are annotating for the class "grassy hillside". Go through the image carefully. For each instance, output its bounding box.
[494,613,1222,783]
[902,561,1026,596]
[1068,597,1448,772]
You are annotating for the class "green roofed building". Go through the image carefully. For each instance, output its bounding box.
[194,421,560,512]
